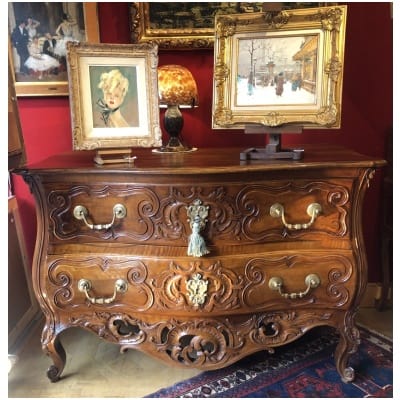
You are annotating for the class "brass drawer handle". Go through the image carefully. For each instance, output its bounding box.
[268,273,321,299]
[270,202,322,230]
[78,278,128,304]
[73,204,127,230]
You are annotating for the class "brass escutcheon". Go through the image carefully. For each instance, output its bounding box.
[186,273,209,306]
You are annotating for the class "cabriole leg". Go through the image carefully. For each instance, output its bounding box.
[334,315,360,383]
[42,328,66,382]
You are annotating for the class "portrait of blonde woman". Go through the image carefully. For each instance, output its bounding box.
[92,67,139,128]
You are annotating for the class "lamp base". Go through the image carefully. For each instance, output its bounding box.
[154,105,198,153]
[153,129,197,153]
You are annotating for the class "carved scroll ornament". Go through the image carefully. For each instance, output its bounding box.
[66,310,338,370]
[47,181,349,246]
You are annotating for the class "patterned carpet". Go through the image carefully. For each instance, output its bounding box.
[146,325,392,398]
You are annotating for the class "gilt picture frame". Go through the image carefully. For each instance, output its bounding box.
[130,2,265,50]
[67,42,161,150]
[129,3,334,50]
[8,2,99,97]
[212,5,347,129]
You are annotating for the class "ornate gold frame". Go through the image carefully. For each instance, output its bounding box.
[212,5,347,129]
[9,3,99,97]
[130,3,213,49]
[130,3,334,50]
[67,42,161,150]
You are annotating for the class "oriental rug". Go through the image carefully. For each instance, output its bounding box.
[146,325,392,398]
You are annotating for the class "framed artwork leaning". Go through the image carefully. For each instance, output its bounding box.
[212,5,347,129]
[66,42,162,152]
[8,2,99,96]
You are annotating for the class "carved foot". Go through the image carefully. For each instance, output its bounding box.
[334,317,360,383]
[47,365,62,383]
[341,367,355,383]
[43,332,66,382]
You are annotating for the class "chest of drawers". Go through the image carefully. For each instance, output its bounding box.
[19,146,385,383]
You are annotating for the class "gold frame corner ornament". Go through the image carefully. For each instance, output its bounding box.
[130,2,216,50]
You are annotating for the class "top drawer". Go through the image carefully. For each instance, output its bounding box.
[45,179,352,246]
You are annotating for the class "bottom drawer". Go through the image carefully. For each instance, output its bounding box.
[43,251,356,315]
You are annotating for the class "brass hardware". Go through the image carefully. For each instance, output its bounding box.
[78,278,128,304]
[186,273,209,306]
[186,199,210,257]
[73,204,127,230]
[268,273,321,299]
[269,202,322,230]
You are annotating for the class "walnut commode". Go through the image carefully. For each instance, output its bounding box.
[19,146,385,383]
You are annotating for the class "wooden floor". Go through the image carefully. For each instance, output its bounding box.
[7,307,392,398]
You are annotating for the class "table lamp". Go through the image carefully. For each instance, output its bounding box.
[156,65,199,153]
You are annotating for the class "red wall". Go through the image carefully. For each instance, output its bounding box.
[12,3,392,282]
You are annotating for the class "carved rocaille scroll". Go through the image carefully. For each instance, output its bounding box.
[47,253,353,313]
[48,257,154,311]
[69,310,336,369]
[47,180,350,244]
[151,261,244,312]
[48,185,160,241]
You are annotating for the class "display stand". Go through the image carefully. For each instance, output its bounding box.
[94,149,137,165]
[240,126,305,161]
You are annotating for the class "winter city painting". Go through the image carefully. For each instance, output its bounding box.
[212,6,347,129]
[235,35,318,107]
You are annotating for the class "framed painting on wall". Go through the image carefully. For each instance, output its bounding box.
[8,2,99,96]
[130,2,265,50]
[129,3,334,50]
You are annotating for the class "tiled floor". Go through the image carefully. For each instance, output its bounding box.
[7,307,392,398]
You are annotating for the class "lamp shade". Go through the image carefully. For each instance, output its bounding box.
[158,65,199,108]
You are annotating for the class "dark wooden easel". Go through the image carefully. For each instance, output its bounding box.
[240,126,305,161]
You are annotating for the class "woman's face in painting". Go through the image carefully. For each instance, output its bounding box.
[103,86,125,109]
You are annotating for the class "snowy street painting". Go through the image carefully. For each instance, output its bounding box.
[236,75,316,106]
[235,35,319,107]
